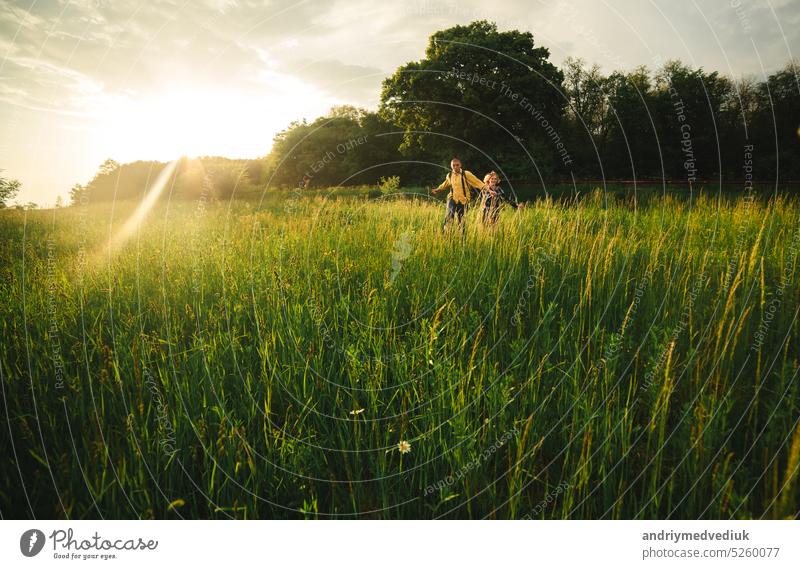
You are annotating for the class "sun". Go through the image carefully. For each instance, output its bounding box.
[99,79,334,164]
[104,88,265,162]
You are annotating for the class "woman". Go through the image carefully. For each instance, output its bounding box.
[479,171,523,226]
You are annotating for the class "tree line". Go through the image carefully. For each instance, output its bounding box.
[63,20,798,204]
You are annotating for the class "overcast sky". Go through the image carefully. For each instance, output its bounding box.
[1,0,797,205]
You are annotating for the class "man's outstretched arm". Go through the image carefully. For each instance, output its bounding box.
[432,175,450,194]
[464,170,485,190]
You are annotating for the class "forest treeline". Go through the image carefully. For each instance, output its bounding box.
[71,21,799,204]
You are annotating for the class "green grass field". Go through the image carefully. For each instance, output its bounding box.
[1,187,799,519]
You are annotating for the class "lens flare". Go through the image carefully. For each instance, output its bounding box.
[107,160,179,253]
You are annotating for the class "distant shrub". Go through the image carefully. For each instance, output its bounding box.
[378,176,401,194]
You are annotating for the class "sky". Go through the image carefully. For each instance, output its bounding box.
[1,0,798,205]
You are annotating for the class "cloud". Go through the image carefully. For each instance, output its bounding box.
[279,58,385,104]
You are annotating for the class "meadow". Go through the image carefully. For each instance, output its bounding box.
[1,186,799,519]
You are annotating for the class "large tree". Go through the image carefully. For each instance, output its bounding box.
[653,61,732,181]
[379,21,565,181]
[561,57,617,178]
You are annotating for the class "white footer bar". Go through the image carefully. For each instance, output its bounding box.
[2,520,798,568]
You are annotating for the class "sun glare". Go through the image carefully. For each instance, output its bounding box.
[106,159,178,255]
[106,90,256,161]
[100,81,336,164]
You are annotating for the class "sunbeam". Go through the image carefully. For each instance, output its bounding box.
[107,159,179,254]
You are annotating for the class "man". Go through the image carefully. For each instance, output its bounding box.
[432,158,484,232]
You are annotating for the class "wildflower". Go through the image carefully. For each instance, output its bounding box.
[398,440,412,454]
[349,408,365,416]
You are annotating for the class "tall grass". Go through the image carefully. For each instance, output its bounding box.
[1,188,798,519]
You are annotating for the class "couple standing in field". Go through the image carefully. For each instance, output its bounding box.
[431,158,523,232]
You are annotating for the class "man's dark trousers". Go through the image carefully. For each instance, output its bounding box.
[443,197,466,233]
